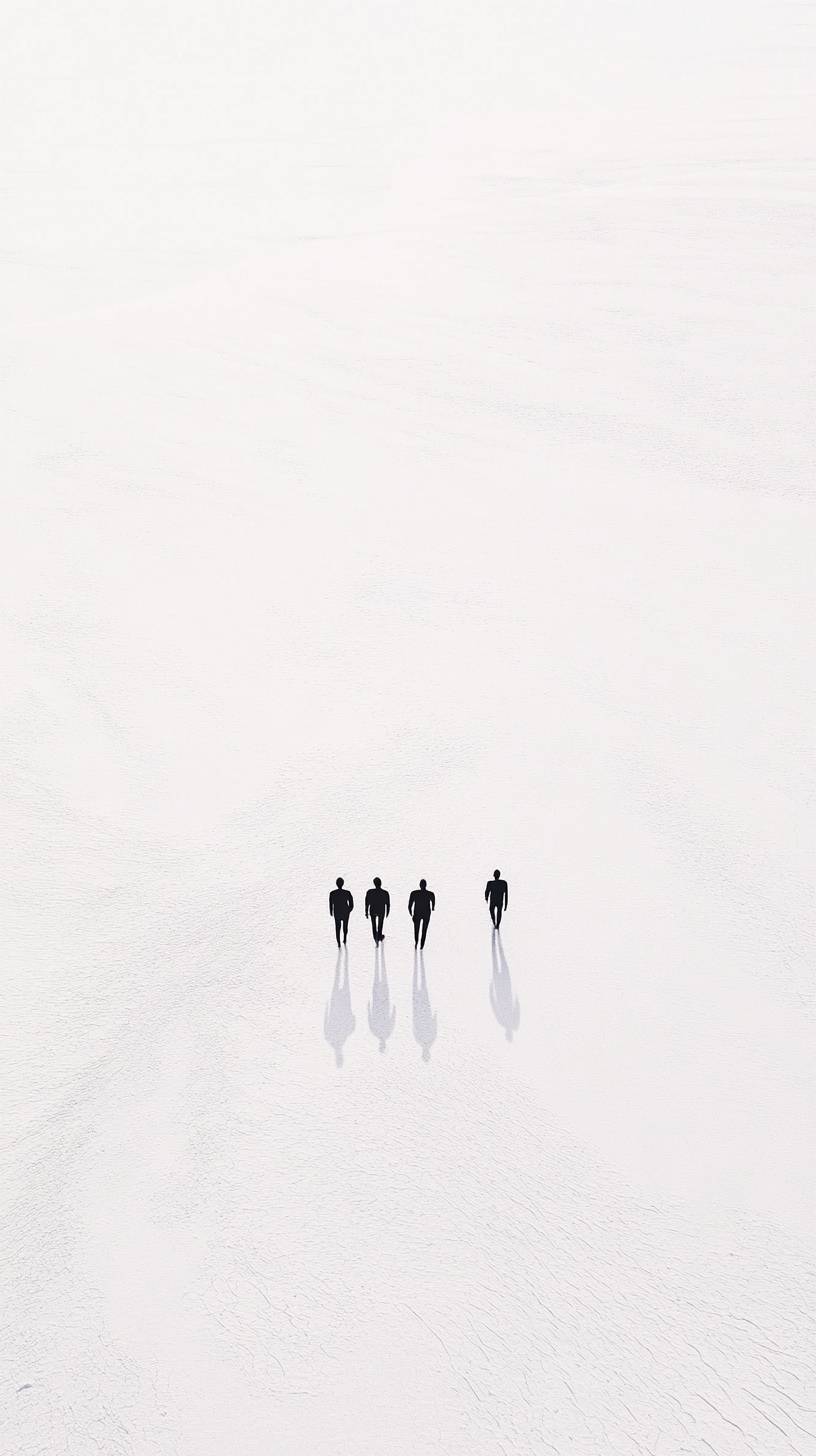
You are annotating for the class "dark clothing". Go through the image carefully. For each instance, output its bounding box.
[485,878,508,928]
[365,885,390,943]
[413,912,430,948]
[485,878,508,908]
[329,888,354,918]
[332,911,350,946]
[409,886,435,920]
[365,886,390,917]
[329,887,354,946]
[408,886,436,948]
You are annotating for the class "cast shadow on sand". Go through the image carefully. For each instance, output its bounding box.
[412,950,437,1062]
[368,942,396,1052]
[324,946,356,1067]
[490,931,520,1041]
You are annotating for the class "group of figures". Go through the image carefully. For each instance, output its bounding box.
[323,934,520,1066]
[329,870,510,948]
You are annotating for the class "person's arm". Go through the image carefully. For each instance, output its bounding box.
[329,892,334,916]
[485,882,490,901]
[429,891,436,911]
[503,883,508,909]
[347,892,354,913]
[408,891,415,916]
[365,891,370,919]
[384,891,390,916]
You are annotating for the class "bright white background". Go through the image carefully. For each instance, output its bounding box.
[2,2,815,1452]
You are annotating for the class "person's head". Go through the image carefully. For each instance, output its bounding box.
[493,869,501,879]
[373,876,381,888]
[336,876,344,887]
[420,878,427,889]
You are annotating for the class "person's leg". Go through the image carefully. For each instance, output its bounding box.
[413,916,420,948]
[420,915,428,948]
[334,915,342,947]
[342,913,349,944]
[494,903,502,929]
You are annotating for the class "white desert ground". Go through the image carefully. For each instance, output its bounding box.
[2,2,815,1453]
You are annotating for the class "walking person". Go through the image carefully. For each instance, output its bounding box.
[485,868,508,929]
[329,876,354,947]
[408,878,436,949]
[364,877,390,944]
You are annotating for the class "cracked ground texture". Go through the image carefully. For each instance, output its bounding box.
[2,0,815,1450]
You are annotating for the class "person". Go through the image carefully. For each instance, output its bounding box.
[364,877,391,944]
[485,868,508,929]
[368,944,396,1052]
[408,878,436,949]
[329,876,354,946]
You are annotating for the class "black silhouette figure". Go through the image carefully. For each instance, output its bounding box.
[485,869,508,929]
[408,878,436,949]
[324,948,356,1067]
[329,876,354,947]
[364,877,391,944]
[412,950,437,1062]
[490,932,520,1042]
[368,943,396,1052]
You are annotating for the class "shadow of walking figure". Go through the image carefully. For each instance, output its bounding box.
[324,947,356,1067]
[368,943,396,1052]
[490,932,520,1042]
[412,950,437,1062]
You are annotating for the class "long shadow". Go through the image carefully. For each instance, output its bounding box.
[324,947,356,1067]
[368,943,396,1053]
[490,931,520,1042]
[412,950,437,1062]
